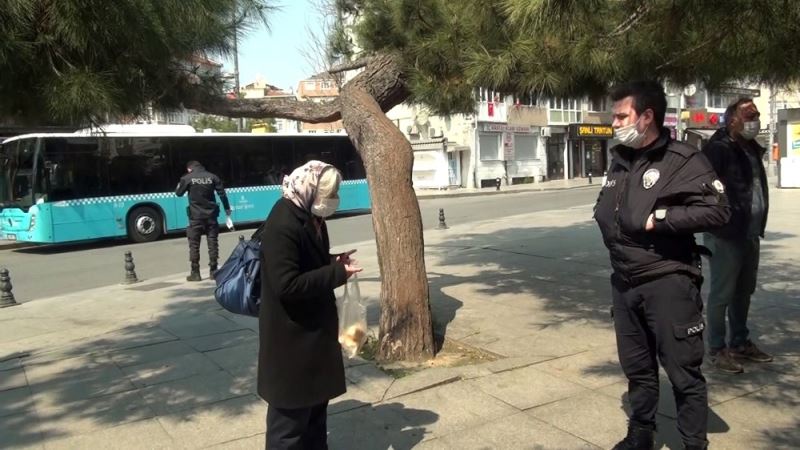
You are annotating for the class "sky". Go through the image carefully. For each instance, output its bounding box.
[221,1,326,92]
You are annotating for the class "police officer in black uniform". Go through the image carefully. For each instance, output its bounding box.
[594,81,730,450]
[176,161,231,281]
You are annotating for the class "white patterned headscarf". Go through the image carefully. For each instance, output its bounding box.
[281,160,341,212]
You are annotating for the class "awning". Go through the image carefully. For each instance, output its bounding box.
[410,138,447,151]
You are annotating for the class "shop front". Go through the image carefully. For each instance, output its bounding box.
[475,123,544,187]
[567,123,613,178]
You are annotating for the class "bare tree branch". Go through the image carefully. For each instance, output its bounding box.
[185,52,408,123]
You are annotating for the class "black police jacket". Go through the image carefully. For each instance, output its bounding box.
[702,128,769,240]
[175,164,231,220]
[594,129,731,285]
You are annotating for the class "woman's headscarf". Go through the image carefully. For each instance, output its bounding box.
[281,160,340,212]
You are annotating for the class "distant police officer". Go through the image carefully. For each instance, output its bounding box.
[594,81,731,450]
[176,161,231,281]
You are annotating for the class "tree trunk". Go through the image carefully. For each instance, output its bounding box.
[341,86,435,362]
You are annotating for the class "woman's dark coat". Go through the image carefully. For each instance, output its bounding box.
[257,198,348,408]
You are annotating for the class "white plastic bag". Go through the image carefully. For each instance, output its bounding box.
[225,215,234,231]
[338,275,367,358]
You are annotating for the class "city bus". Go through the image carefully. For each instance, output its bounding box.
[0,129,370,244]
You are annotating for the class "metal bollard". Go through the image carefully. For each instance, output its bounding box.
[239,235,245,243]
[123,251,140,284]
[0,268,19,308]
[437,208,449,230]
[495,177,501,191]
[588,170,593,184]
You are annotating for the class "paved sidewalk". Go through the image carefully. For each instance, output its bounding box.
[415,177,598,199]
[1,190,798,449]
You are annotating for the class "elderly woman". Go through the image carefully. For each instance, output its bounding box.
[258,160,361,449]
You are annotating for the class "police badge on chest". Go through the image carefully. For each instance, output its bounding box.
[642,169,660,189]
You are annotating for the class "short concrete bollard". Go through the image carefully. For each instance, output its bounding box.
[239,235,245,243]
[495,177,502,191]
[437,208,449,230]
[0,268,19,308]
[123,251,140,284]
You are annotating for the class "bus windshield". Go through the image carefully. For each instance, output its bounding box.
[0,138,39,210]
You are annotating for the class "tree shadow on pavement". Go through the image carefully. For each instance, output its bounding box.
[0,281,406,449]
[327,399,438,449]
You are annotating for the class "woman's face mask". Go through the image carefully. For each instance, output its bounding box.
[311,196,340,218]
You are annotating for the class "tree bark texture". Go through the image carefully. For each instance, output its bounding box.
[341,86,435,362]
[189,52,435,362]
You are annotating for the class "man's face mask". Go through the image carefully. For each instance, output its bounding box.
[740,120,760,140]
[311,195,339,218]
[614,115,649,148]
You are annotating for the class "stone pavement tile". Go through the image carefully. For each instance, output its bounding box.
[0,412,47,450]
[329,385,378,415]
[156,394,265,448]
[532,346,626,389]
[0,385,35,418]
[327,400,437,450]
[138,370,253,416]
[481,321,615,358]
[383,367,461,400]
[29,366,138,409]
[122,353,223,388]
[23,353,116,385]
[430,412,601,450]
[0,367,28,392]
[91,326,179,354]
[344,363,395,401]
[33,390,155,437]
[481,355,554,374]
[218,313,259,334]
[184,329,258,353]
[158,312,244,339]
[109,340,198,368]
[203,342,259,372]
[706,384,800,450]
[44,418,175,450]
[0,356,22,372]
[528,391,682,450]
[381,380,519,438]
[763,355,800,376]
[208,433,265,449]
[471,365,588,410]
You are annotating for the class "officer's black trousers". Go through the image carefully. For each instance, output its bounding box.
[266,401,328,450]
[186,218,219,267]
[612,273,708,448]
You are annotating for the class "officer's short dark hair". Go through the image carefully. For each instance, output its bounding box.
[186,160,201,170]
[724,97,754,127]
[610,81,667,128]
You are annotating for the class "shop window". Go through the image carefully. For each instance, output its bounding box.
[479,133,501,161]
[514,135,537,160]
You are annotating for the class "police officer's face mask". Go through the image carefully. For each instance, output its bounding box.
[740,120,760,140]
[311,195,340,218]
[614,115,649,148]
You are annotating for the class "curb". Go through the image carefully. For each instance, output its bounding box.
[0,242,36,251]
[416,183,599,200]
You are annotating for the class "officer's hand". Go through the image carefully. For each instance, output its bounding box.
[344,263,363,279]
[645,213,655,231]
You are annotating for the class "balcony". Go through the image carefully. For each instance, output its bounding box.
[477,101,508,123]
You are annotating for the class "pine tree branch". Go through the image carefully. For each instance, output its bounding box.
[607,3,651,38]
[328,57,371,74]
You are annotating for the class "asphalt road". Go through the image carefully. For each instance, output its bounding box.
[1,187,599,303]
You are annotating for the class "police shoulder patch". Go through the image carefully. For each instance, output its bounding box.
[712,179,725,194]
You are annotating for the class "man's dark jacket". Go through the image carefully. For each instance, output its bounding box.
[702,127,768,239]
[594,129,731,286]
[257,198,348,409]
[175,163,231,220]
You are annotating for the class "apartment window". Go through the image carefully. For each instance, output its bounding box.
[514,135,537,159]
[708,93,740,109]
[513,92,538,106]
[477,87,502,103]
[321,80,334,89]
[589,96,608,112]
[548,98,582,123]
[304,81,316,91]
[479,133,501,161]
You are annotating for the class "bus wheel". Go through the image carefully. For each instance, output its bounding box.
[127,206,163,243]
